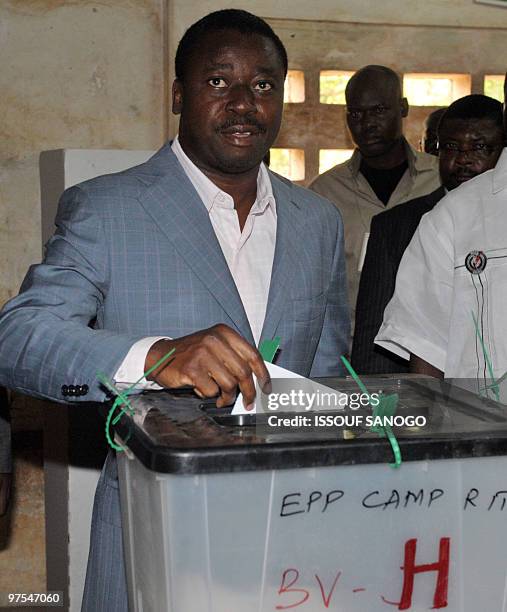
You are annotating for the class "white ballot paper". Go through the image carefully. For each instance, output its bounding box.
[232,361,348,415]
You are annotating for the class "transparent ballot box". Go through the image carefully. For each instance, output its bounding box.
[112,376,507,611]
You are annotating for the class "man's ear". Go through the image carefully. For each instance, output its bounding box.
[401,97,409,118]
[172,79,183,115]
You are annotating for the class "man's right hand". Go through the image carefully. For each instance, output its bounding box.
[144,324,270,409]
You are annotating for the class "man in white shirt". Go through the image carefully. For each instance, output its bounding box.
[354,95,504,375]
[0,9,349,611]
[375,90,507,382]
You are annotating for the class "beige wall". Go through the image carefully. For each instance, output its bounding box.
[0,0,167,307]
[171,0,507,32]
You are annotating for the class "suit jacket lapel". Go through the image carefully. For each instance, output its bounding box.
[260,173,302,343]
[137,145,254,343]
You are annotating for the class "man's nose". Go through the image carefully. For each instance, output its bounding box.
[455,149,474,166]
[226,83,257,113]
[362,111,379,131]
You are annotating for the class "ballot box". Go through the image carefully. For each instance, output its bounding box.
[114,376,507,611]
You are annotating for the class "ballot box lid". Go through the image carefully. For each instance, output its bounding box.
[107,376,507,474]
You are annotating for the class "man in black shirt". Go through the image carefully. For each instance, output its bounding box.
[359,157,408,206]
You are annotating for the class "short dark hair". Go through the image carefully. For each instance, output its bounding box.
[175,9,288,81]
[438,94,504,135]
[346,65,402,101]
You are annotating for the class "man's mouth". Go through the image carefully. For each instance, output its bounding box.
[218,121,266,138]
[223,126,256,137]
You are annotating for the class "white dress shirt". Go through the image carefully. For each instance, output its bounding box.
[375,148,507,381]
[114,136,277,388]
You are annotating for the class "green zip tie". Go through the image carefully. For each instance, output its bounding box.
[259,337,281,363]
[98,347,176,451]
[472,310,500,402]
[483,369,507,398]
[340,355,402,468]
[340,354,369,396]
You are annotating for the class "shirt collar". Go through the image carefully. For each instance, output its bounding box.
[171,136,275,214]
[348,137,435,177]
[405,139,438,175]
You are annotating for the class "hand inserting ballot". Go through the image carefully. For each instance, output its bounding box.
[144,324,270,409]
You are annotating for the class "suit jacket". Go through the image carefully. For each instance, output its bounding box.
[351,186,445,374]
[0,143,349,403]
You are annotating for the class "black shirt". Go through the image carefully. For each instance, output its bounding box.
[360,159,409,206]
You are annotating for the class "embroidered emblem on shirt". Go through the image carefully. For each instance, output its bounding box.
[465,250,487,275]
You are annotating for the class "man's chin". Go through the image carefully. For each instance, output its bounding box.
[359,143,390,159]
[216,151,267,174]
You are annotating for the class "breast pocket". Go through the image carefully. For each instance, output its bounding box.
[290,292,327,322]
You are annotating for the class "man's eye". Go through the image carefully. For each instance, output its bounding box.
[208,78,227,88]
[473,143,487,151]
[442,142,459,151]
[348,111,361,121]
[255,81,272,91]
[375,106,386,114]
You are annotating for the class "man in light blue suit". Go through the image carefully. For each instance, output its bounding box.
[0,9,349,610]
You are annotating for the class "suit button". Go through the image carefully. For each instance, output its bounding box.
[81,385,89,396]
[69,385,76,396]
[61,385,69,396]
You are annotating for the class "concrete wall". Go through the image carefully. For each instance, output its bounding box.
[171,0,507,32]
[0,0,168,307]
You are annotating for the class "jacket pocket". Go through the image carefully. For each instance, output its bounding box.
[290,292,327,322]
